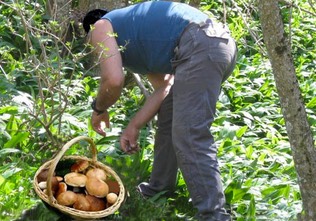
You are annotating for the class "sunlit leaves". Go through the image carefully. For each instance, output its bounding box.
[3,132,29,149]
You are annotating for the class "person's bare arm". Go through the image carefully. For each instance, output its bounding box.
[92,19,125,110]
[90,19,125,136]
[129,74,174,129]
[120,74,174,153]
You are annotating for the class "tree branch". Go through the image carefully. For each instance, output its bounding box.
[132,73,151,98]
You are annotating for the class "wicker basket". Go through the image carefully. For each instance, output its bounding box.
[33,136,125,220]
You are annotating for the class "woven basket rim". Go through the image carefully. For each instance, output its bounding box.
[33,137,126,219]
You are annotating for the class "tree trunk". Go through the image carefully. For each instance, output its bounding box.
[189,0,201,8]
[77,0,127,12]
[46,0,127,41]
[257,1,316,220]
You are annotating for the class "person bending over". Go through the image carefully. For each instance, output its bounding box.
[83,1,237,220]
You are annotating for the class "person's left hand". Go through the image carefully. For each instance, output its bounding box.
[120,123,140,154]
[91,111,110,136]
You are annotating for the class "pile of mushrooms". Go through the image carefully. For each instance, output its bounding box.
[37,160,120,211]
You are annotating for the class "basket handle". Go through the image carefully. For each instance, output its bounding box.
[46,136,97,204]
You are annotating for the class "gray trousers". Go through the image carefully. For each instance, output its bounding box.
[147,21,237,221]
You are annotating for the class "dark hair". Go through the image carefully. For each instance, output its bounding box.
[82,9,108,33]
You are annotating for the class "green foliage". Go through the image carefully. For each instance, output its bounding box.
[0,0,315,221]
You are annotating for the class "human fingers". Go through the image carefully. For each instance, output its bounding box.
[100,111,110,128]
[125,144,139,154]
[120,136,130,153]
[92,123,106,136]
[126,143,140,154]
[120,137,139,154]
[91,112,107,136]
[95,126,106,136]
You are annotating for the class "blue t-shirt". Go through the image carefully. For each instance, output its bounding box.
[102,1,208,74]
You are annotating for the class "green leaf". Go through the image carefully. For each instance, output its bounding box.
[306,97,316,108]
[236,126,248,138]
[4,132,29,148]
[0,148,20,156]
[261,184,290,204]
[245,145,254,159]
[2,167,22,179]
[0,175,4,186]
[233,188,250,202]
[0,106,19,115]
[247,195,256,219]
[96,135,120,145]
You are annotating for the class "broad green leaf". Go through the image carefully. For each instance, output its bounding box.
[4,132,29,148]
[96,135,120,145]
[233,188,250,202]
[2,167,22,179]
[0,106,19,115]
[240,111,254,120]
[0,148,20,156]
[236,126,248,138]
[0,175,4,186]
[306,97,316,108]
[12,91,34,109]
[246,145,254,159]
[247,195,256,220]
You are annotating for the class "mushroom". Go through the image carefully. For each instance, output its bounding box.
[86,168,107,181]
[56,176,63,182]
[50,176,60,194]
[39,176,59,194]
[86,195,106,211]
[106,180,120,195]
[55,182,67,197]
[86,177,109,198]
[71,160,89,173]
[38,181,47,190]
[73,194,91,211]
[64,172,87,187]
[37,169,56,183]
[56,191,78,206]
[106,193,118,205]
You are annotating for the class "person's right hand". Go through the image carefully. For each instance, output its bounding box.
[91,110,110,136]
[120,123,140,154]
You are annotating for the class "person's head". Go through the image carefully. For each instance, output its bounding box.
[82,9,108,34]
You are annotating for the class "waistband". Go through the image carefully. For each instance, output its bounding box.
[199,18,231,38]
[179,18,231,43]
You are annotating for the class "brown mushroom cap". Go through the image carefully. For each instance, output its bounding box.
[86,195,106,211]
[106,180,120,195]
[57,191,78,206]
[56,176,63,182]
[73,194,91,211]
[40,177,59,194]
[64,172,87,187]
[51,176,60,194]
[71,160,90,173]
[37,169,56,183]
[55,182,67,197]
[86,168,107,181]
[86,177,109,198]
[106,192,118,205]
